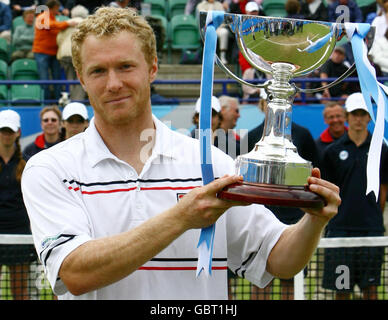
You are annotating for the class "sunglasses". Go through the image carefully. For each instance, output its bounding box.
[42,118,58,123]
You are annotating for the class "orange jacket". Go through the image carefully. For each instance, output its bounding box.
[32,12,69,56]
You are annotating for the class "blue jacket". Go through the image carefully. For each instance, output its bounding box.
[328,0,363,23]
[0,3,12,32]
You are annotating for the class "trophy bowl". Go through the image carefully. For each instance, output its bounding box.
[198,12,366,208]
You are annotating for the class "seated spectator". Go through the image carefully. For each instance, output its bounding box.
[22,105,63,161]
[108,0,130,8]
[372,0,388,42]
[285,0,305,19]
[10,8,34,62]
[62,0,106,16]
[10,0,38,18]
[0,2,11,44]
[196,0,229,64]
[32,0,79,101]
[328,0,362,23]
[57,5,88,101]
[370,28,388,78]
[300,0,328,21]
[319,45,352,103]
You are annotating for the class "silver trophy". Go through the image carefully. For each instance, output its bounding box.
[199,12,374,208]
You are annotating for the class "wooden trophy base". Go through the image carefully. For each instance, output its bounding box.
[217,181,325,208]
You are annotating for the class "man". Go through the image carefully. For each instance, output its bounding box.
[21,7,340,300]
[319,46,352,103]
[321,92,388,300]
[32,0,79,101]
[11,9,35,62]
[315,101,347,165]
[61,102,89,139]
[328,0,363,23]
[215,95,242,159]
[22,105,62,161]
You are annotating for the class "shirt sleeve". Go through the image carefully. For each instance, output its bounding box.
[226,204,288,288]
[21,162,92,295]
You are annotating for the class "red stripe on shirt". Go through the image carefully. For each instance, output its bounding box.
[77,186,198,195]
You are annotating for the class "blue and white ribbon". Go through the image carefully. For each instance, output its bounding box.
[343,23,388,199]
[196,10,224,277]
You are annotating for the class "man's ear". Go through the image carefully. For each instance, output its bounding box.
[149,57,158,83]
[76,71,87,91]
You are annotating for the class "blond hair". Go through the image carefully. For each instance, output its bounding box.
[71,7,157,75]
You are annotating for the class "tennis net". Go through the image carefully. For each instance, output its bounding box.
[1,234,388,300]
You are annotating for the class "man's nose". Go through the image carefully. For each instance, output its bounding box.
[106,70,123,92]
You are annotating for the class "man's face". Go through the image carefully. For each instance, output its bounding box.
[347,109,370,132]
[324,105,346,137]
[63,115,88,139]
[41,110,61,137]
[331,50,345,64]
[77,31,158,128]
[221,101,240,130]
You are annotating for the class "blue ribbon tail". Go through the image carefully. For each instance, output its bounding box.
[196,11,224,277]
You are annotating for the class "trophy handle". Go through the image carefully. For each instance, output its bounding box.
[215,56,268,89]
[295,63,356,94]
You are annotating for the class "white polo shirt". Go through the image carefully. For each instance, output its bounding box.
[21,115,287,300]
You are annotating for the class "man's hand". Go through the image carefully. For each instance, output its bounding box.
[175,175,249,230]
[305,167,341,223]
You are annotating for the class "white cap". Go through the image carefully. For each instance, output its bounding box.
[345,92,369,114]
[0,109,21,132]
[63,102,89,120]
[246,1,259,13]
[195,96,221,113]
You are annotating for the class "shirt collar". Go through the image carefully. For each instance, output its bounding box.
[85,115,177,168]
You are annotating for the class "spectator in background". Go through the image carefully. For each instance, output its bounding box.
[57,5,88,101]
[61,102,89,140]
[10,8,35,62]
[369,28,388,77]
[371,0,388,42]
[62,0,106,16]
[0,109,36,300]
[328,0,363,23]
[108,0,130,8]
[10,0,38,18]
[321,92,388,300]
[315,101,347,166]
[191,96,221,142]
[23,105,63,161]
[285,0,304,19]
[241,98,319,300]
[196,0,229,64]
[215,95,242,159]
[0,2,11,44]
[319,45,352,103]
[300,0,328,21]
[239,1,267,101]
[32,0,79,101]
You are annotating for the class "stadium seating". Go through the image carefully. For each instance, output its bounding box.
[262,0,287,17]
[169,14,200,50]
[0,38,8,63]
[144,0,167,17]
[10,58,39,80]
[168,0,187,20]
[10,84,43,106]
